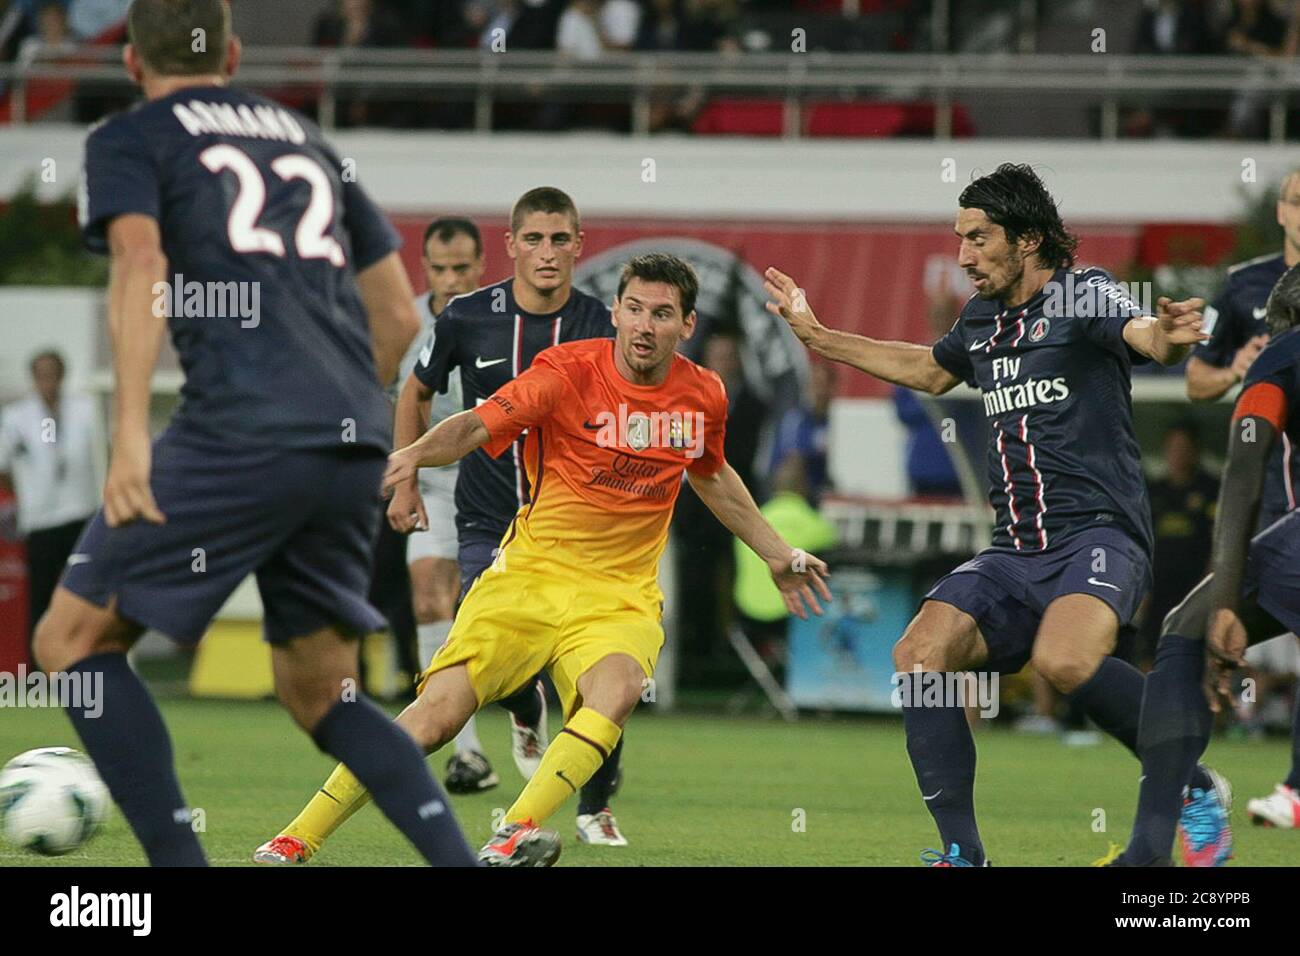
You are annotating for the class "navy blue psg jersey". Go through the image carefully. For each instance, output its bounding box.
[1242,325,1300,525]
[1197,252,1297,527]
[932,266,1154,556]
[78,85,400,452]
[413,279,613,537]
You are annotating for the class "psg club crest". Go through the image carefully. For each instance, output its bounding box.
[1028,317,1050,342]
[626,412,652,451]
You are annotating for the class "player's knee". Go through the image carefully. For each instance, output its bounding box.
[411,593,445,625]
[1030,644,1095,694]
[32,601,116,673]
[893,626,949,673]
[401,691,459,751]
[279,683,344,734]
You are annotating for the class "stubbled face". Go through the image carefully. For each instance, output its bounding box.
[612,277,696,378]
[31,357,62,408]
[506,211,582,297]
[1277,174,1300,258]
[955,207,1028,302]
[423,232,484,314]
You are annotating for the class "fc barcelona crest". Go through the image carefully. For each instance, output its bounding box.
[626,412,652,451]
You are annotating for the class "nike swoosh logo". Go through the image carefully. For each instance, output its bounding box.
[1087,577,1121,592]
[968,339,987,351]
[555,769,577,793]
[582,420,602,430]
[922,789,943,801]
[475,357,508,369]
[66,554,91,566]
[1254,307,1268,321]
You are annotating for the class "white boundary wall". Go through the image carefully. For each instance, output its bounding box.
[2,126,1296,223]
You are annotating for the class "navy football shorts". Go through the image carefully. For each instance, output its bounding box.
[923,525,1152,674]
[456,526,507,603]
[62,427,387,645]
[1245,509,1300,636]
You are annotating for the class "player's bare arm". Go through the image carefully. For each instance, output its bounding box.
[104,213,169,528]
[357,251,421,388]
[1185,336,1269,401]
[387,370,435,533]
[685,462,832,620]
[764,267,960,395]
[384,410,488,530]
[1122,295,1208,366]
[1201,400,1280,709]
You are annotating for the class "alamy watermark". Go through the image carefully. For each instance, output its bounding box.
[152,273,261,328]
[1042,272,1152,319]
[891,666,1000,718]
[588,403,705,459]
[0,665,102,718]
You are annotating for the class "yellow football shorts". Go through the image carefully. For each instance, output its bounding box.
[415,545,664,720]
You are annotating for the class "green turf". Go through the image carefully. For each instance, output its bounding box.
[0,698,1295,866]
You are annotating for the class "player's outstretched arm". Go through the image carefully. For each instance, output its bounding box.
[686,462,832,620]
[1123,296,1208,366]
[104,214,169,528]
[387,371,435,532]
[764,267,959,395]
[384,410,488,530]
[357,251,421,388]
[1186,337,1269,402]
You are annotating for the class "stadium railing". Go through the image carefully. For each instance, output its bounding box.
[3,46,1300,140]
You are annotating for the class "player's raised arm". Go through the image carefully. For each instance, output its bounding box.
[1122,296,1209,366]
[104,214,169,528]
[686,462,831,620]
[764,267,960,395]
[357,251,421,387]
[384,409,489,515]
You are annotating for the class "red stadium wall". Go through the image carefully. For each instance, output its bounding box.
[392,216,1168,398]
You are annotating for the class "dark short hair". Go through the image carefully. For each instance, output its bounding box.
[958,163,1078,270]
[616,253,699,316]
[128,0,231,77]
[422,218,482,258]
[510,187,580,234]
[1265,262,1300,336]
[29,349,65,377]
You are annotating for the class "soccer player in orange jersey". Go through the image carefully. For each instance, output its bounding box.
[288,252,831,866]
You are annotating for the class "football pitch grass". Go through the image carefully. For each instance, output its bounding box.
[1,697,1295,867]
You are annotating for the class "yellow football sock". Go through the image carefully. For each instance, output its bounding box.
[505,707,622,827]
[281,762,373,855]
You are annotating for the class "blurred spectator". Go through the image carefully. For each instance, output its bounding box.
[466,0,517,47]
[556,0,604,61]
[314,0,410,126]
[1136,0,1217,55]
[1140,421,1219,667]
[0,351,101,645]
[16,0,70,62]
[66,0,128,39]
[893,387,962,497]
[507,0,563,49]
[314,0,407,48]
[732,454,837,675]
[636,0,685,50]
[1223,0,1298,137]
[769,361,835,505]
[600,0,641,49]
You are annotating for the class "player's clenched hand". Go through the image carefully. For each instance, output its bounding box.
[382,448,419,501]
[768,549,832,621]
[764,267,824,346]
[1231,334,1269,380]
[1203,608,1247,714]
[103,429,165,528]
[387,479,428,534]
[1154,296,1209,346]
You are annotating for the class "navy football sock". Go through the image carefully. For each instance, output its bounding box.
[578,735,623,816]
[498,679,543,728]
[312,698,477,866]
[1124,634,1213,865]
[64,653,206,866]
[900,673,984,864]
[1070,654,1213,791]
[1285,691,1300,792]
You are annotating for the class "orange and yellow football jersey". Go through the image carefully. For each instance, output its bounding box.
[472,337,728,591]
